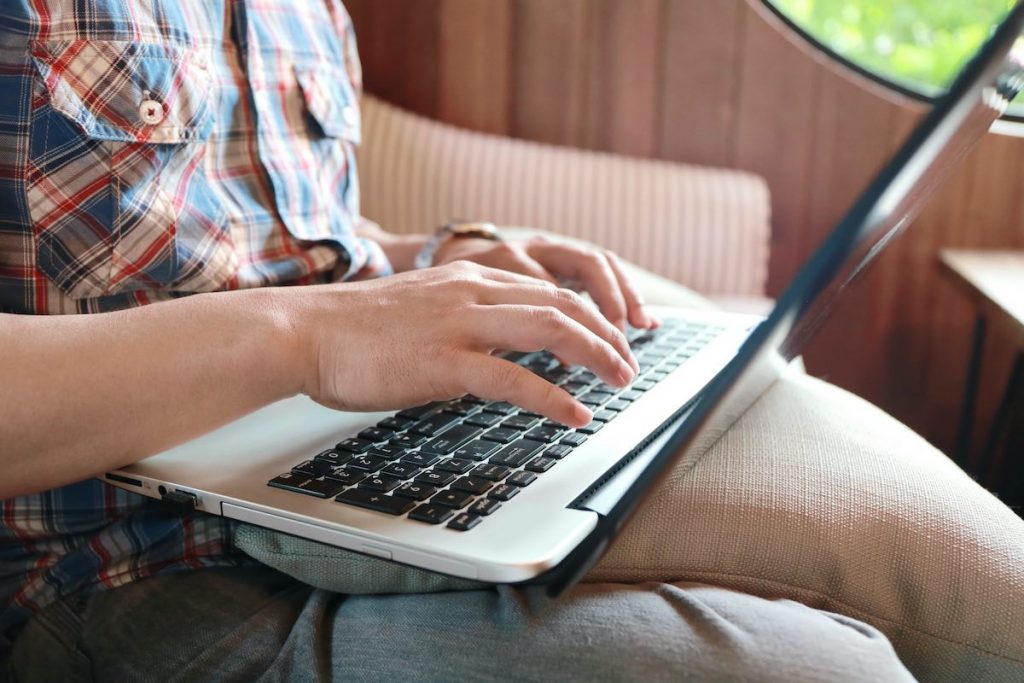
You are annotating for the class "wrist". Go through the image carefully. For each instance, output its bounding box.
[243,287,311,401]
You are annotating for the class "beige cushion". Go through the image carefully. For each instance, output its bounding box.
[357,95,771,298]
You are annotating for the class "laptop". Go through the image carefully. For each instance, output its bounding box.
[105,5,1024,597]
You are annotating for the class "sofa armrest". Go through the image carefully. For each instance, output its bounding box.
[357,94,771,298]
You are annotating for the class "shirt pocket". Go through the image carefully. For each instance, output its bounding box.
[28,40,236,299]
[254,61,362,258]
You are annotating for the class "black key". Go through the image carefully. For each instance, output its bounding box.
[324,468,367,486]
[526,456,556,473]
[336,438,374,453]
[488,484,520,501]
[268,472,310,493]
[391,433,427,448]
[592,410,617,423]
[473,463,511,481]
[571,370,598,384]
[481,428,519,444]
[633,380,657,391]
[415,470,457,487]
[468,498,502,516]
[523,426,563,443]
[335,489,415,515]
[454,439,500,461]
[393,482,437,501]
[482,402,516,416]
[649,370,671,381]
[577,421,604,435]
[450,476,493,495]
[462,394,488,405]
[411,412,460,437]
[539,367,571,383]
[358,427,393,443]
[502,414,539,430]
[465,412,503,428]
[408,504,455,525]
[590,383,619,394]
[292,459,333,477]
[421,424,481,455]
[434,457,476,474]
[431,490,474,509]
[401,452,441,468]
[443,400,477,416]
[544,444,573,460]
[605,400,630,412]
[560,433,588,447]
[559,381,591,397]
[292,477,347,499]
[347,454,387,472]
[579,391,611,406]
[381,462,422,479]
[378,416,413,431]
[508,470,538,487]
[447,513,482,531]
[501,350,533,363]
[313,449,351,467]
[519,411,543,419]
[490,439,544,468]
[369,443,407,459]
[397,403,440,420]
[360,474,402,492]
[618,390,643,402]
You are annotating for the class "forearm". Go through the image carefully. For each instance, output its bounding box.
[0,288,304,498]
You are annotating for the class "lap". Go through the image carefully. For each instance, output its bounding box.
[5,566,912,683]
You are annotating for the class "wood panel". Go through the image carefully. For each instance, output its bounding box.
[344,0,1024,461]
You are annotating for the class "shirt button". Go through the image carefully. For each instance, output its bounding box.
[195,53,208,70]
[139,99,165,125]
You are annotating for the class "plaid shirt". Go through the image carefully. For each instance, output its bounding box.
[0,0,390,641]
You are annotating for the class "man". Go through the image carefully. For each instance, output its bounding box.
[1,1,1014,681]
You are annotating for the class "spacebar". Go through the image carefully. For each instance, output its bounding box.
[335,489,415,515]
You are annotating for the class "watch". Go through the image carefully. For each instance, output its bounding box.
[414,221,502,269]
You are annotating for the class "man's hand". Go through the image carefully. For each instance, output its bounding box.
[433,234,657,332]
[292,261,638,428]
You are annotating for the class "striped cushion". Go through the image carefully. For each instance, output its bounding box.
[357,95,771,297]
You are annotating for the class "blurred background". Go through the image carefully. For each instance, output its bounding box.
[345,0,1023,476]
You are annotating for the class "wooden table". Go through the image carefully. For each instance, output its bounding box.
[939,250,1024,499]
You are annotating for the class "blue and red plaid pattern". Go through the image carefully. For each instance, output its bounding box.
[1,0,390,641]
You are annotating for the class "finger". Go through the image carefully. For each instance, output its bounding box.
[529,243,630,332]
[442,259,557,289]
[465,304,635,388]
[602,250,658,329]
[475,282,637,372]
[456,353,592,427]
[463,243,559,285]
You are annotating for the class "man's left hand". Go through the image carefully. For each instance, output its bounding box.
[434,234,658,332]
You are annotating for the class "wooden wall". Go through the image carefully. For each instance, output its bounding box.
[344,0,1024,462]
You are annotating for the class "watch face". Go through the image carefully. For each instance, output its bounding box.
[448,222,498,239]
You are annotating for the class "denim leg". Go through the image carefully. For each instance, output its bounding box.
[5,566,914,683]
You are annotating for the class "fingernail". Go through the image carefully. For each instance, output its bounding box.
[573,402,593,426]
[618,362,635,386]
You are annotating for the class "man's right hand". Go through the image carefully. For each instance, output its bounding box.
[287,261,639,428]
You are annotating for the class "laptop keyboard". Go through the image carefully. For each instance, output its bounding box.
[267,318,724,532]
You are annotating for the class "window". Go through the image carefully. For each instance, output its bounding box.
[765,1,1017,100]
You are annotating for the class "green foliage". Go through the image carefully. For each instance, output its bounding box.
[770,0,1016,93]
